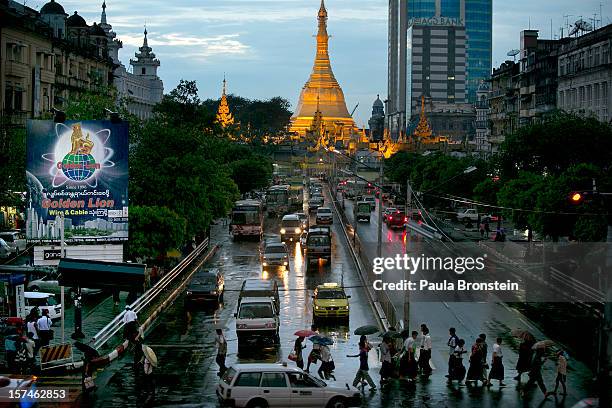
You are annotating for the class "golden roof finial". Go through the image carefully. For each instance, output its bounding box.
[413,94,433,142]
[216,76,235,128]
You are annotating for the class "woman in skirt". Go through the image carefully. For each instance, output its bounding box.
[488,337,505,386]
[466,337,486,385]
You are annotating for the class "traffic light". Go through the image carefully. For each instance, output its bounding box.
[569,190,596,204]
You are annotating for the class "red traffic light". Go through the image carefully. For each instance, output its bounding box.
[570,192,583,203]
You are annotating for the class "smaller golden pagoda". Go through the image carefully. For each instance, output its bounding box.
[413,95,433,142]
[216,77,235,128]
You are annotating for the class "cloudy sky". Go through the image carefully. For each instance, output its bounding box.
[33,0,612,125]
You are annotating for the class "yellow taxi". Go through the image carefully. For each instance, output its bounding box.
[312,283,350,321]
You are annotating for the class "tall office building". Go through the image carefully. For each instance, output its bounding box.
[387,0,492,137]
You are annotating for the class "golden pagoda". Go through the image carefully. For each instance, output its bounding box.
[216,77,235,128]
[413,95,434,143]
[289,0,356,140]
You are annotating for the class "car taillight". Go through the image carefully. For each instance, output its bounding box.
[404,217,408,222]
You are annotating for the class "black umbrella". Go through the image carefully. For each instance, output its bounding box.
[378,330,402,339]
[74,342,100,359]
[354,325,379,336]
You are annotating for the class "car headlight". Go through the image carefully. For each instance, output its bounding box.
[186,290,192,295]
[262,262,268,267]
[211,291,217,295]
[344,306,349,310]
[295,228,301,234]
[315,305,320,310]
[283,261,288,266]
[280,228,286,234]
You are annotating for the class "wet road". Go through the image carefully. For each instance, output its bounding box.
[86,188,596,408]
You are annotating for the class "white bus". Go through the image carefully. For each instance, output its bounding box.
[266,185,290,217]
[230,199,264,240]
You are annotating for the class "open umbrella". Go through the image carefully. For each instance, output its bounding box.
[74,342,100,359]
[294,329,317,337]
[511,329,535,343]
[532,340,554,350]
[309,336,334,346]
[378,330,402,339]
[354,325,379,336]
[142,345,158,367]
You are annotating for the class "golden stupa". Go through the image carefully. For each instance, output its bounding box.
[289,0,356,141]
[216,77,235,128]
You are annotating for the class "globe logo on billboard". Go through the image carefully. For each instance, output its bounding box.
[58,124,99,182]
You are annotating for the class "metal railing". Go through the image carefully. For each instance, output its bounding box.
[91,238,210,350]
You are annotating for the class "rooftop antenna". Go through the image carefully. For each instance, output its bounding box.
[563,14,573,37]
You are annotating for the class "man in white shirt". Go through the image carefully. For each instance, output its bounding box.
[123,306,139,341]
[215,329,227,377]
[418,326,432,376]
[36,310,53,347]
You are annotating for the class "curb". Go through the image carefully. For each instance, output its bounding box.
[327,186,391,332]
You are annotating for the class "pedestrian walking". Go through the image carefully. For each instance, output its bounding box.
[552,350,568,396]
[293,336,306,370]
[448,339,467,384]
[379,336,393,384]
[398,330,418,381]
[14,339,28,374]
[521,349,551,399]
[36,310,53,347]
[123,306,139,342]
[305,324,320,373]
[215,329,228,377]
[418,326,432,377]
[466,337,486,385]
[23,333,35,374]
[479,222,485,239]
[479,333,489,385]
[347,335,376,391]
[26,315,39,355]
[488,337,505,386]
[515,338,534,381]
[446,328,459,379]
[317,344,335,380]
[483,218,490,238]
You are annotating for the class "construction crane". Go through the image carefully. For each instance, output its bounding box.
[350,103,359,117]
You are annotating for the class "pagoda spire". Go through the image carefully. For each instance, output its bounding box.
[101,1,107,24]
[143,25,148,48]
[216,77,235,128]
[413,94,433,142]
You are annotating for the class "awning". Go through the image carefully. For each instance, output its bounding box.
[58,258,146,290]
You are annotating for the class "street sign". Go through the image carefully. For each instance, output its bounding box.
[15,284,25,319]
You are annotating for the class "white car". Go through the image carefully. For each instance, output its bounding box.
[261,242,290,271]
[234,297,280,349]
[0,231,26,253]
[0,239,11,259]
[315,207,333,225]
[27,273,103,298]
[217,363,362,408]
[24,291,62,320]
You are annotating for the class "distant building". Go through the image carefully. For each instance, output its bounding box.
[474,81,490,154]
[99,2,163,120]
[1,0,113,126]
[368,95,385,141]
[424,99,475,143]
[557,24,611,123]
[488,60,519,152]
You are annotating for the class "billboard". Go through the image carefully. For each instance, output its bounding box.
[26,120,128,243]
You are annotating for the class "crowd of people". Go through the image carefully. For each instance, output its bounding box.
[3,307,53,374]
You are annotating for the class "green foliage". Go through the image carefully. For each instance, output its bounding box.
[127,206,186,261]
[497,172,545,230]
[0,126,26,206]
[230,158,273,193]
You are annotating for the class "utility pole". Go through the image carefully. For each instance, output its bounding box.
[377,151,384,259]
[404,178,412,329]
[60,213,65,343]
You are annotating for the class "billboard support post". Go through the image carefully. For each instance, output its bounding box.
[60,213,65,343]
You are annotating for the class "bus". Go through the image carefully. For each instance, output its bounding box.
[266,185,290,217]
[230,199,264,240]
[287,176,304,210]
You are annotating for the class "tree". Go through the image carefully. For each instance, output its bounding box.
[0,126,26,206]
[497,171,546,233]
[127,206,186,261]
[230,158,273,193]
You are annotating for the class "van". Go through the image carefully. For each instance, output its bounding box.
[234,297,280,348]
[0,231,26,254]
[24,292,62,320]
[239,279,280,311]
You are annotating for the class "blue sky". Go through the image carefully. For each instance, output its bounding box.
[36,0,612,125]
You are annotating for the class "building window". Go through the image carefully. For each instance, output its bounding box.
[559,91,564,108]
[603,82,608,105]
[587,85,592,107]
[603,45,609,65]
[141,68,146,75]
[594,83,599,106]
[594,47,600,66]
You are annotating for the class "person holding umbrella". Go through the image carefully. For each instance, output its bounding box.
[379,335,393,384]
[347,335,376,392]
[294,336,307,370]
[305,324,321,373]
[317,344,335,380]
[513,331,535,382]
[521,347,551,399]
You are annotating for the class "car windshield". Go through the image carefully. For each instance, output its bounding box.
[307,235,330,246]
[239,302,274,318]
[232,212,258,224]
[317,289,346,299]
[193,275,216,285]
[222,367,237,385]
[288,372,326,388]
[357,203,370,212]
[282,220,301,228]
[318,209,331,214]
[265,245,286,254]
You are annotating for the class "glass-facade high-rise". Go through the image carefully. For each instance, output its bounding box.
[405,0,492,102]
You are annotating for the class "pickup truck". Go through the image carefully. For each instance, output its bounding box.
[456,209,493,223]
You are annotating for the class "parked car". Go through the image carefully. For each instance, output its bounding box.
[24,291,62,320]
[217,363,361,408]
[456,209,493,223]
[0,231,26,254]
[186,268,224,305]
[0,239,11,259]
[386,210,407,229]
[315,207,333,224]
[27,273,102,298]
[261,241,290,271]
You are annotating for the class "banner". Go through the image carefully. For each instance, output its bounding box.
[26,120,128,242]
